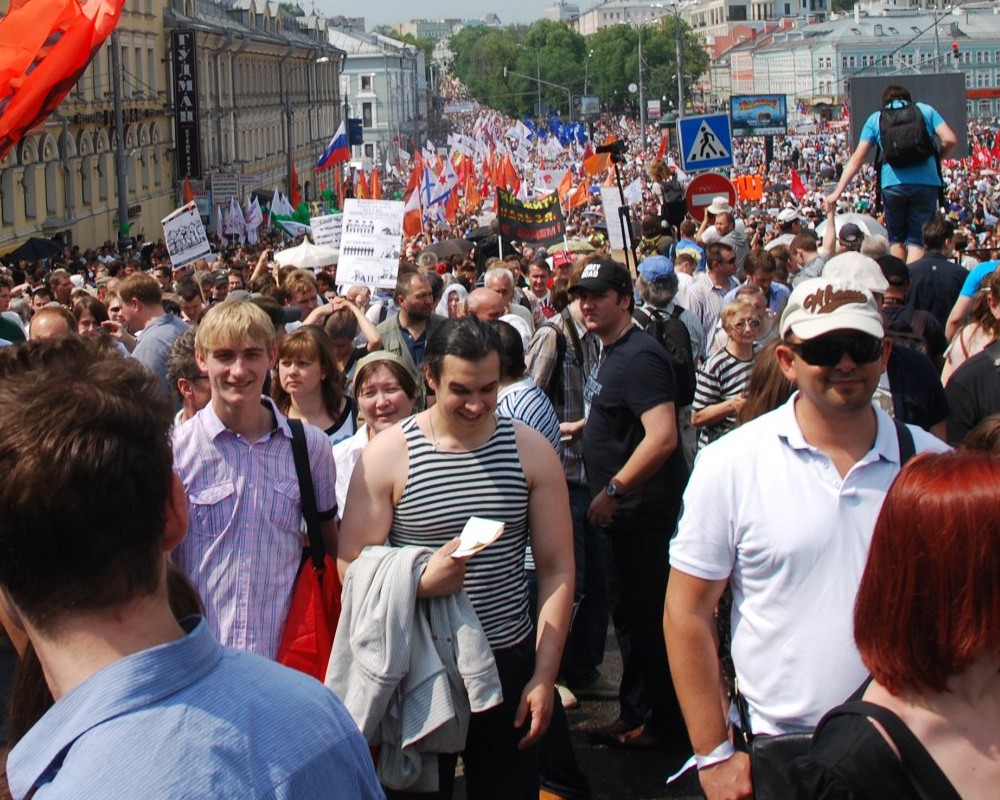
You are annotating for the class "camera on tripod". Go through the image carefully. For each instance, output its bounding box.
[595,139,627,163]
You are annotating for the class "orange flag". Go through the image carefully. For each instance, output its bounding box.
[290,164,302,208]
[182,175,195,204]
[370,169,382,200]
[444,187,458,222]
[332,167,344,211]
[656,135,668,159]
[583,152,610,176]
[355,170,369,200]
[566,183,590,210]
[557,170,573,207]
[402,189,422,237]
[464,174,481,213]
[0,0,126,160]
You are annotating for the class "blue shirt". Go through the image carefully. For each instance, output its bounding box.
[860,101,945,189]
[8,619,384,800]
[131,312,189,399]
[960,259,998,298]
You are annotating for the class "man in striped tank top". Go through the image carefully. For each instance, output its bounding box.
[339,317,575,799]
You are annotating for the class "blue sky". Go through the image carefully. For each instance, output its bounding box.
[315,0,555,31]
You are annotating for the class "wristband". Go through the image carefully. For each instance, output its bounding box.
[694,740,736,771]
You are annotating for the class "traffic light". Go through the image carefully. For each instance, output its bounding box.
[953,42,959,60]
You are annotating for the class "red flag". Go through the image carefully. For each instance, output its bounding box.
[656,135,668,159]
[290,164,302,208]
[332,167,344,211]
[0,0,127,160]
[790,169,807,201]
[182,175,194,204]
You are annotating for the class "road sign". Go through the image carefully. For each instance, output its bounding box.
[685,172,737,222]
[677,113,733,172]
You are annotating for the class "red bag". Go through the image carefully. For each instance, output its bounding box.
[276,419,341,681]
[277,552,341,681]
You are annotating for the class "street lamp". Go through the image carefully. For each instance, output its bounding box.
[669,0,684,119]
[584,49,594,96]
[503,65,573,122]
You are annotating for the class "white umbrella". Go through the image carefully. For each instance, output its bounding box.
[273,239,339,270]
[814,213,888,240]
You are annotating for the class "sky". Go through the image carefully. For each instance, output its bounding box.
[314,0,557,31]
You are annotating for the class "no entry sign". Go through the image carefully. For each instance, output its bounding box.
[685,173,737,222]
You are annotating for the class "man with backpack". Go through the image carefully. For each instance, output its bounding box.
[826,84,956,264]
[634,255,702,467]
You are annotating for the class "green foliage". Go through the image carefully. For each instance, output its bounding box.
[832,0,855,12]
[448,18,710,118]
[393,32,435,65]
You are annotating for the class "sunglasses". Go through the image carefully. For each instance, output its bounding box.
[789,334,884,367]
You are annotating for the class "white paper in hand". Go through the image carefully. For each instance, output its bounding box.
[451,516,505,558]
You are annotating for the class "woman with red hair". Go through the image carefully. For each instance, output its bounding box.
[792,451,1000,798]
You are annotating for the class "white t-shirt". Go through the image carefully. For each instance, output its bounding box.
[670,397,949,734]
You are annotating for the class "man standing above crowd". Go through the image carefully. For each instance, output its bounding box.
[0,337,381,799]
[575,259,689,749]
[697,198,749,273]
[172,300,339,659]
[665,277,947,800]
[827,84,956,263]
[117,272,188,398]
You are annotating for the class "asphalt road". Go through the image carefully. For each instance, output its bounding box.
[455,627,705,800]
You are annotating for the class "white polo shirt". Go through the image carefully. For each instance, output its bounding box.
[670,396,948,735]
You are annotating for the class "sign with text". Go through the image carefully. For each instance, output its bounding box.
[210,173,239,202]
[337,199,404,289]
[730,95,788,137]
[170,31,202,179]
[310,213,343,250]
[600,187,634,252]
[497,190,565,249]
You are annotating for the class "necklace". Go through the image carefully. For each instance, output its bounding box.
[598,320,633,369]
[428,408,441,452]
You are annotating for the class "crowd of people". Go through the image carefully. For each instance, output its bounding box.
[0,78,997,800]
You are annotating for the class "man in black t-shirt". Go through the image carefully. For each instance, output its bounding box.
[575,259,689,749]
[945,343,1000,445]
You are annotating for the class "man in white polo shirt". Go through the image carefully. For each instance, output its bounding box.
[664,277,948,800]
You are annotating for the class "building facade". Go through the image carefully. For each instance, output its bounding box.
[0,0,344,255]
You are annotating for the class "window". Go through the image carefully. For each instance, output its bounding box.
[364,143,374,158]
[362,101,373,128]
[361,75,372,91]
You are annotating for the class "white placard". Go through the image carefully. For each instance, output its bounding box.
[600,187,635,252]
[162,201,211,268]
[310,213,343,250]
[337,199,405,289]
[210,173,239,202]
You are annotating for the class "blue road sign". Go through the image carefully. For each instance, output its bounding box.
[677,113,734,173]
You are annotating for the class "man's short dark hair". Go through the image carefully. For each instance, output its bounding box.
[0,338,173,630]
[166,328,200,403]
[177,279,204,304]
[706,242,734,267]
[118,272,163,306]
[745,249,776,276]
[790,234,818,254]
[394,265,425,302]
[424,316,502,383]
[881,84,913,106]
[921,215,954,251]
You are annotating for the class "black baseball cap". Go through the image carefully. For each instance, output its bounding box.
[569,258,633,295]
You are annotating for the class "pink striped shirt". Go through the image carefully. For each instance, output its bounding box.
[172,397,336,659]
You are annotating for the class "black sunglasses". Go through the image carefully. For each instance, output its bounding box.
[790,334,884,367]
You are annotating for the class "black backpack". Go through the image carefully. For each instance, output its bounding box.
[878,101,936,167]
[633,305,696,406]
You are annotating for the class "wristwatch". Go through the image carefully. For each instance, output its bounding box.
[605,479,624,499]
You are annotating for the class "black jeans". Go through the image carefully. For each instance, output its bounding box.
[605,512,686,739]
[384,636,539,800]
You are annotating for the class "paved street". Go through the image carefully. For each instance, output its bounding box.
[457,627,705,799]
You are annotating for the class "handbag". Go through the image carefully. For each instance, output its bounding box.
[812,701,961,800]
[735,683,813,800]
[276,418,342,681]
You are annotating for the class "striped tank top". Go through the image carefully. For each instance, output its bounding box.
[390,414,532,650]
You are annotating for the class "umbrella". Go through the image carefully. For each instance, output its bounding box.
[2,237,63,264]
[565,239,596,253]
[814,213,888,240]
[273,240,339,269]
[424,238,474,259]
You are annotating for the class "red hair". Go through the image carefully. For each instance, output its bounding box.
[855,452,1000,695]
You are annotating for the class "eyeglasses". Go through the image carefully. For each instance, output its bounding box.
[731,318,761,330]
[789,334,884,367]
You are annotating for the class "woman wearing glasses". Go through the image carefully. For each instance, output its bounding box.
[691,297,762,449]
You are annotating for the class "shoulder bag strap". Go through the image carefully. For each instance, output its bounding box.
[287,418,324,570]
[561,306,583,356]
[893,418,916,466]
[816,701,962,800]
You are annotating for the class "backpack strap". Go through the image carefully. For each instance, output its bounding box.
[561,306,583,357]
[287,418,325,571]
[893,418,916,467]
[814,701,962,800]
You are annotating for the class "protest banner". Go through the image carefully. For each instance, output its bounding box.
[337,199,404,289]
[497,190,565,250]
[310,213,343,250]
[162,201,211,268]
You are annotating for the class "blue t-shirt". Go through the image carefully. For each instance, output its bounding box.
[860,101,945,188]
[960,259,998,297]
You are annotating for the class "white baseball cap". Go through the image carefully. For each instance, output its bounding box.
[779,277,885,341]
[822,251,889,295]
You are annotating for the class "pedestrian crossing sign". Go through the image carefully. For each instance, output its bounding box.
[677,113,734,173]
